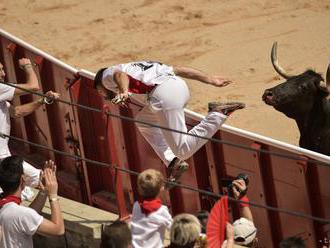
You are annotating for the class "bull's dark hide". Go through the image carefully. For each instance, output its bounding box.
[263,42,330,156]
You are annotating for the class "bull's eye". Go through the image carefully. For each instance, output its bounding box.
[298,84,308,93]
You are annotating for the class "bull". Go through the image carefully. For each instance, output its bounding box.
[262,42,330,155]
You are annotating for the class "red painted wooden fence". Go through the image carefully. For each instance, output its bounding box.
[1,29,330,247]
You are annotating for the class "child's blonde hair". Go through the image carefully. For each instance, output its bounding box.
[170,213,201,247]
[137,169,163,199]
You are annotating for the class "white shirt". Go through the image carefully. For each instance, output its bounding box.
[0,202,43,248]
[0,83,41,199]
[131,201,172,248]
[0,83,15,158]
[102,61,175,94]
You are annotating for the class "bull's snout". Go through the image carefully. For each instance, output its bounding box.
[262,89,273,100]
[262,89,275,105]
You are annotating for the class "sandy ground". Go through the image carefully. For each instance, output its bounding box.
[1,0,330,146]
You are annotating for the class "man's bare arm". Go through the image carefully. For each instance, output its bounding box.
[232,180,253,222]
[239,203,253,222]
[173,66,212,83]
[37,167,65,236]
[113,71,129,93]
[110,71,130,104]
[173,65,232,87]
[14,58,40,96]
[9,99,43,118]
[9,91,59,118]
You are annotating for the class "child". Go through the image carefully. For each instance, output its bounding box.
[131,169,172,248]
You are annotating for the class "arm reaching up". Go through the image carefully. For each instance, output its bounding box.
[37,165,65,236]
[232,179,253,222]
[14,58,40,96]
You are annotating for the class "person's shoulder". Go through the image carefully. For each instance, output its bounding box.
[159,204,170,212]
[0,203,38,219]
[132,201,141,213]
[14,204,39,216]
[151,204,171,218]
[0,81,13,91]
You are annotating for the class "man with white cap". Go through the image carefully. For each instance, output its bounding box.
[222,177,258,247]
[94,61,245,184]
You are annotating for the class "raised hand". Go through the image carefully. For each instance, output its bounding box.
[44,167,58,197]
[44,160,57,173]
[18,58,33,70]
[40,91,60,105]
[111,92,129,107]
[232,179,247,199]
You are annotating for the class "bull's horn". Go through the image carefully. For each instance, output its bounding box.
[326,63,330,87]
[271,42,294,79]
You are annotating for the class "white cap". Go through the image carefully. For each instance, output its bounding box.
[233,218,257,245]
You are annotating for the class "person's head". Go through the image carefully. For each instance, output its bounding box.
[0,156,25,196]
[196,210,209,234]
[280,236,306,248]
[101,220,132,248]
[137,169,163,199]
[232,218,257,246]
[94,68,113,99]
[170,213,201,248]
[0,62,5,82]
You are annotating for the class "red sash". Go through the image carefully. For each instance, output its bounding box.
[0,195,21,208]
[128,75,155,94]
[138,198,162,215]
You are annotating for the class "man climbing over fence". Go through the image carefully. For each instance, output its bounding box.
[94,61,245,185]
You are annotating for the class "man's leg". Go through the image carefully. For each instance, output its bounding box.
[136,105,175,166]
[156,109,227,161]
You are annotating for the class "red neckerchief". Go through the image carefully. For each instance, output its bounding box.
[128,75,155,94]
[0,195,21,208]
[138,197,162,215]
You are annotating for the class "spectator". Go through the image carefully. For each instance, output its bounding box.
[222,177,258,248]
[321,237,330,248]
[101,220,132,248]
[131,169,172,248]
[167,213,204,248]
[279,236,306,248]
[197,210,209,234]
[0,59,59,199]
[222,221,257,248]
[0,156,65,248]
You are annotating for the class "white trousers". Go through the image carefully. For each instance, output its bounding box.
[136,77,227,166]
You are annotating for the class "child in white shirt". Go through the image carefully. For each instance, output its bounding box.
[131,169,172,248]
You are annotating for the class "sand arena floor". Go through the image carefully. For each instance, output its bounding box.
[1,0,330,146]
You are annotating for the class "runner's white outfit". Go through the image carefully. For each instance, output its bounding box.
[102,61,227,166]
[0,83,40,199]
